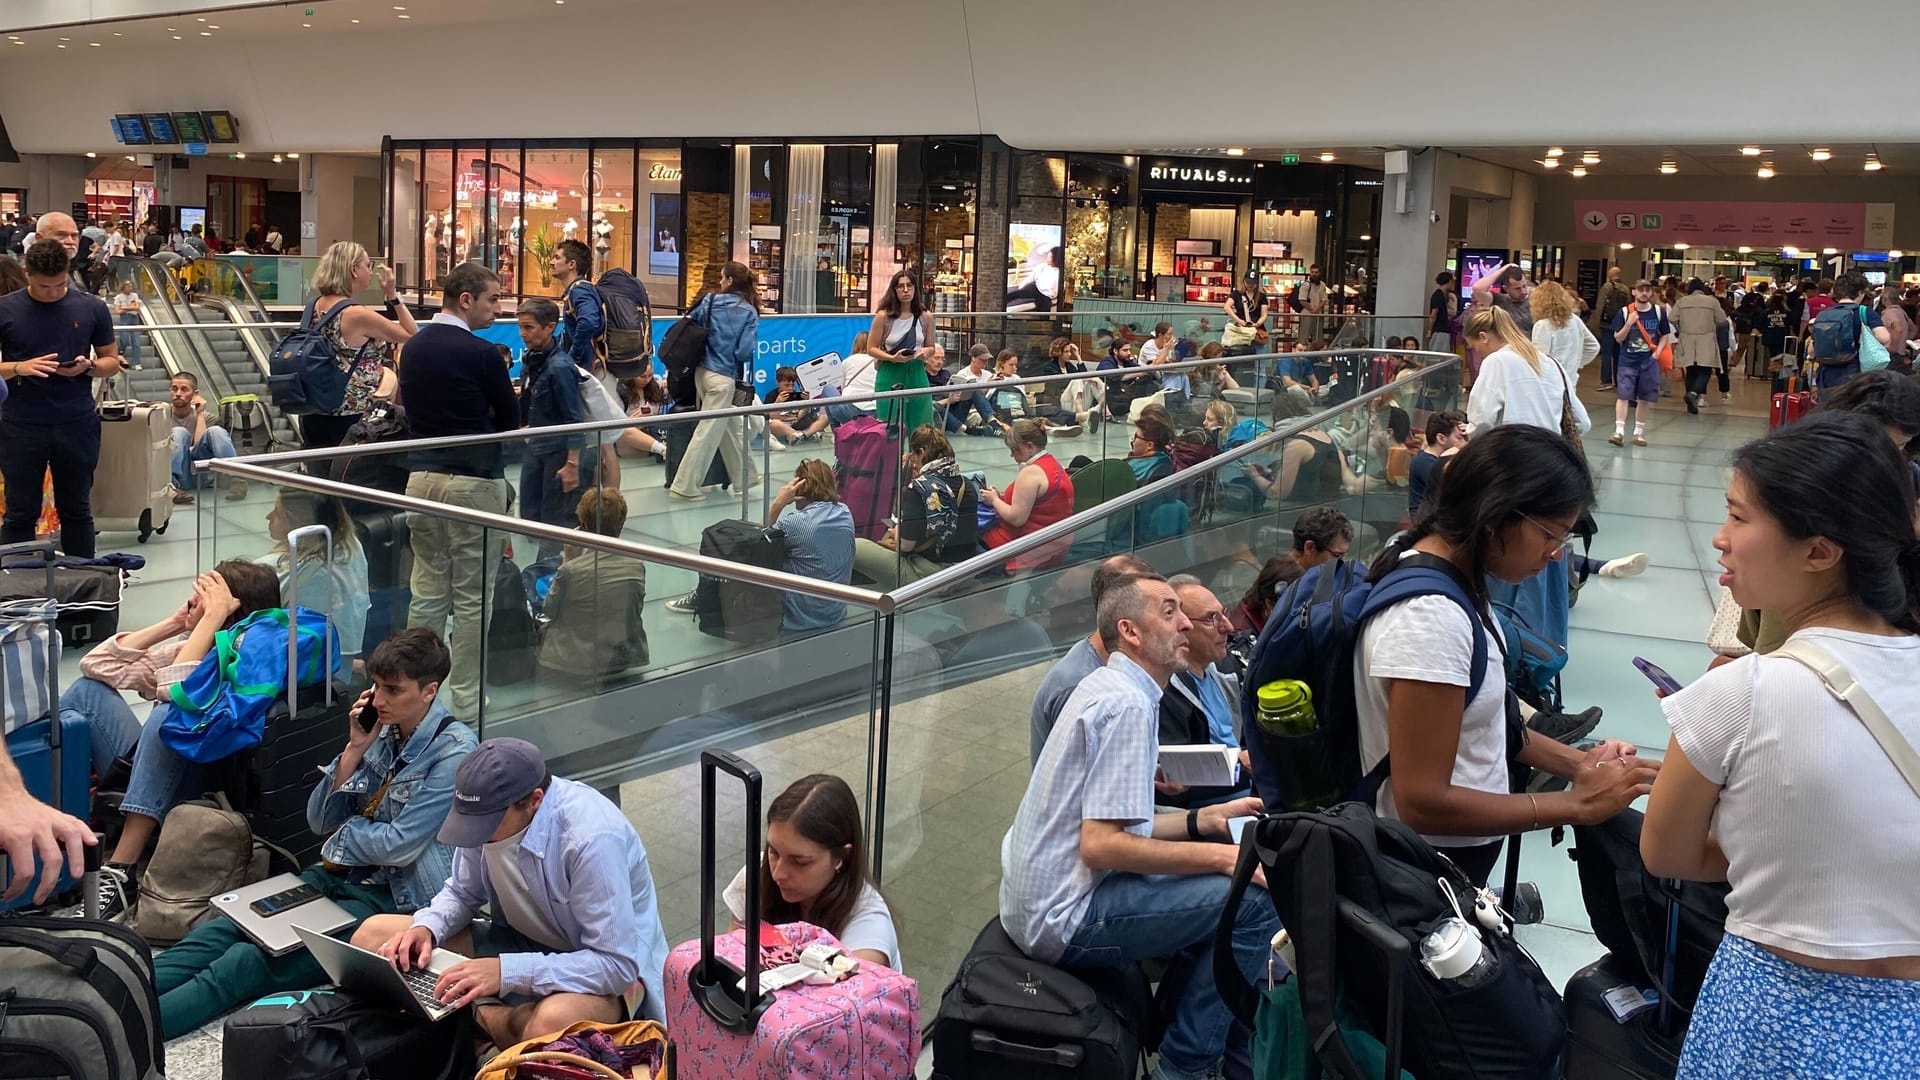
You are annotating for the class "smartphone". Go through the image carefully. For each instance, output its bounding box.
[249,882,322,917]
[1632,657,1684,695]
[355,701,380,734]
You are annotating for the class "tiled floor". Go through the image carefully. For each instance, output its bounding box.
[128,364,1770,1078]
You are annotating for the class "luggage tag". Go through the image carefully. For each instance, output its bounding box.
[1601,982,1660,1023]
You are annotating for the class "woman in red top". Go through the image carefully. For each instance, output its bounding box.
[981,419,1075,570]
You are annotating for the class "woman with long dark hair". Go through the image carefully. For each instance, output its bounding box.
[866,270,935,434]
[667,261,759,501]
[1643,412,1920,1076]
[725,774,899,967]
[1357,426,1655,884]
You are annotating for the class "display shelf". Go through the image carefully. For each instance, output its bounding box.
[1184,254,1233,304]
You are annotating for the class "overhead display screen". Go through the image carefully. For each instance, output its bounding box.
[142,113,177,143]
[172,112,209,143]
[112,115,150,145]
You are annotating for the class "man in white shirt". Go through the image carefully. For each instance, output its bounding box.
[1002,575,1276,1080]
[941,343,1004,435]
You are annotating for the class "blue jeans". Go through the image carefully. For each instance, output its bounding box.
[937,389,995,432]
[62,675,144,777]
[1060,870,1280,1080]
[116,312,143,367]
[105,698,199,821]
[171,425,237,491]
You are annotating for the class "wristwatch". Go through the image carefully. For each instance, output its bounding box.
[1186,807,1202,841]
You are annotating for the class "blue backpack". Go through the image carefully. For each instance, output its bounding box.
[160,607,344,764]
[1808,302,1863,368]
[269,298,359,415]
[1225,417,1269,449]
[1238,553,1491,812]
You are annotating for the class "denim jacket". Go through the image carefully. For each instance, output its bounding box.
[692,292,757,379]
[306,697,477,912]
[559,279,603,374]
[521,345,586,455]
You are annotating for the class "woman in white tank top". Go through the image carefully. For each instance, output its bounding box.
[1644,412,1920,1078]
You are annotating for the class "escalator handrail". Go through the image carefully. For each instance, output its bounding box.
[111,256,236,401]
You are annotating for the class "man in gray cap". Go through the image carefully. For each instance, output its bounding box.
[352,737,669,1046]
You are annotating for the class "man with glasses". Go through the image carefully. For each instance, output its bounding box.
[0,239,121,556]
[1156,575,1251,810]
[1607,279,1669,447]
[398,262,520,719]
[1289,506,1351,570]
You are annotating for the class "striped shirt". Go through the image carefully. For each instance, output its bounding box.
[1000,651,1164,962]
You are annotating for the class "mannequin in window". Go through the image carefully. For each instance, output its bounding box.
[423,213,441,288]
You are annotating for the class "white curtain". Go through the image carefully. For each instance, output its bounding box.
[872,143,899,309]
[731,144,751,266]
[785,144,824,313]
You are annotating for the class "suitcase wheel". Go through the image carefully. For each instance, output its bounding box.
[138,509,153,543]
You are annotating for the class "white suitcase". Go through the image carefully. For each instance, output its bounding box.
[94,400,172,543]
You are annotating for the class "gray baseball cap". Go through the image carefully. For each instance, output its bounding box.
[438,737,548,848]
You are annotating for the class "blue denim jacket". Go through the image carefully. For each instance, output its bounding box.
[521,346,586,455]
[692,292,757,379]
[410,776,669,1020]
[559,279,603,374]
[306,698,477,912]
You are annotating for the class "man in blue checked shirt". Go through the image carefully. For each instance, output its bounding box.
[356,736,669,1047]
[1001,575,1279,1080]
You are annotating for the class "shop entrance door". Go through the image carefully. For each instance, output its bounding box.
[1138,196,1241,303]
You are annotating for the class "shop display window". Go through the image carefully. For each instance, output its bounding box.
[588,146,636,288]
[517,149,595,299]
[636,146,682,311]
[679,141,731,312]
[788,143,872,314]
[421,149,455,292]
[487,145,523,295]
[1008,152,1065,313]
[391,148,423,294]
[1067,155,1135,301]
[205,176,266,246]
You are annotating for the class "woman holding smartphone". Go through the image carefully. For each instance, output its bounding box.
[867,271,935,434]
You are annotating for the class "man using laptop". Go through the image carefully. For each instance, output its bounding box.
[354,738,670,1045]
[149,629,477,1039]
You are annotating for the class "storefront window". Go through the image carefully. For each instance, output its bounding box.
[636,145,682,310]
[1007,152,1065,313]
[391,148,423,296]
[205,176,265,246]
[487,145,523,295]
[422,149,455,292]
[588,145,636,282]
[1067,156,1135,301]
[681,140,731,310]
[518,149,594,299]
[788,143,872,314]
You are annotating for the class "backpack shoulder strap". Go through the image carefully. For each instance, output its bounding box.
[309,297,356,334]
[1359,554,1491,699]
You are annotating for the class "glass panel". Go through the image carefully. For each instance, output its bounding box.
[422,149,455,294]
[392,148,423,298]
[589,144,636,280]
[817,144,873,315]
[490,145,524,296]
[921,139,978,311]
[521,148,594,299]
[637,146,683,309]
[681,142,730,311]
[1067,155,1135,302]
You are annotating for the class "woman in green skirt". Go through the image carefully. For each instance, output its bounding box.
[867,270,936,433]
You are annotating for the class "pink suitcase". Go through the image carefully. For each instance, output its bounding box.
[665,750,920,1080]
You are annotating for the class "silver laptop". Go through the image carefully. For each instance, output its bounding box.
[296,924,465,1021]
[210,873,355,957]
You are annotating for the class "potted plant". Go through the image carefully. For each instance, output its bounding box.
[526,230,556,287]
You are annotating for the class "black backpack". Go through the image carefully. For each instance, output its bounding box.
[658,317,708,408]
[592,268,654,377]
[484,554,536,686]
[1215,802,1566,1080]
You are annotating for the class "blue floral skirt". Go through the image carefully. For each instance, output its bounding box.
[1680,932,1920,1079]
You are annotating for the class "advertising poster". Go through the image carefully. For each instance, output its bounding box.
[1457,248,1507,309]
[1005,222,1062,313]
[649,194,681,276]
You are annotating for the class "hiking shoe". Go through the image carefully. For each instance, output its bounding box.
[171,490,196,505]
[1608,431,1624,447]
[1528,705,1603,745]
[665,591,699,615]
[95,864,135,923]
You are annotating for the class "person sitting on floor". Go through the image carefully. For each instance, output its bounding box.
[767,459,857,633]
[1126,407,1177,485]
[65,561,284,921]
[149,629,477,1038]
[257,490,370,657]
[1030,555,1163,763]
[166,372,243,503]
[357,737,670,1043]
[850,425,978,589]
[537,486,648,688]
[1157,575,1252,809]
[725,773,901,969]
[1004,574,1278,1080]
[1230,554,1304,633]
[981,419,1076,572]
[762,364,828,448]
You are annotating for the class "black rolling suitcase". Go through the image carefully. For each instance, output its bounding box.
[663,415,730,490]
[693,519,787,644]
[215,522,361,869]
[929,917,1155,1080]
[1563,955,1683,1079]
[352,507,411,657]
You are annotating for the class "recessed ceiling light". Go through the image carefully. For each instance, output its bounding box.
[9,40,22,46]
[1810,148,1832,161]
[1822,247,1838,255]
[84,152,96,158]
[55,44,65,48]
[351,18,360,22]
[287,153,299,158]
[88,42,101,47]
[1580,152,1600,165]
[1359,234,1372,241]
[1224,147,1245,157]
[397,13,410,18]
[1757,165,1775,178]
[272,154,283,163]
[165,26,175,31]
[200,31,211,36]
[1545,147,1564,158]
[112,32,121,37]
[1673,242,1689,251]
[172,35,181,39]
[1737,246,1753,254]
[1540,158,1559,169]
[58,36,69,41]
[303,23,311,27]
[196,17,206,21]
[207,25,219,29]
[1570,166,1587,177]
[1659,162,1677,174]
[1619,242,1634,250]
[1865,156,1884,172]
[1318,152,1336,162]
[393,4,406,8]
[1740,146,1762,156]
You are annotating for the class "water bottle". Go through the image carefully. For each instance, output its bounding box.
[1419,917,1500,989]
[1255,679,1316,735]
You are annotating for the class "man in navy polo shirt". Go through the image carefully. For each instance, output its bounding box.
[0,239,121,556]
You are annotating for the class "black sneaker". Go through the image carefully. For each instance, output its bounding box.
[1494,881,1546,926]
[665,591,699,615]
[1527,705,1602,745]
[95,864,134,923]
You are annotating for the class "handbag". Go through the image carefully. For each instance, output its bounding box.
[1859,304,1892,372]
[1222,323,1258,348]
[476,1020,668,1080]
[1554,360,1584,458]
[1705,588,1751,657]
[1631,307,1675,372]
[1773,640,1920,798]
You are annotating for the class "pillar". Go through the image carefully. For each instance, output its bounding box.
[299,154,361,256]
[1376,149,1453,322]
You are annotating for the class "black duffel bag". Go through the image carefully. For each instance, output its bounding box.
[1566,808,1730,1015]
[222,985,475,1080]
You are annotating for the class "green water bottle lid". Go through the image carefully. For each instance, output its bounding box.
[1257,679,1312,711]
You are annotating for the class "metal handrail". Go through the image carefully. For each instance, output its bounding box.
[884,355,1461,607]
[199,458,896,613]
[218,345,1435,468]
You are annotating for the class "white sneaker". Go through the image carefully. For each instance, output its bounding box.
[768,436,788,451]
[1600,552,1649,579]
[1721,393,1732,406]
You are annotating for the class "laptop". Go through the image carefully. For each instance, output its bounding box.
[296,924,465,1021]
[210,873,355,957]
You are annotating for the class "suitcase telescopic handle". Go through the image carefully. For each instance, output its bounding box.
[283,524,337,715]
[693,748,769,1035]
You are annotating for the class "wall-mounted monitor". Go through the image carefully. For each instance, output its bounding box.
[202,111,239,143]
[109,119,125,144]
[142,113,177,144]
[112,115,150,145]
[171,112,209,143]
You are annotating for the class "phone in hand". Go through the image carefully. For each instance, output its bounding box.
[1632,657,1684,695]
[355,701,380,734]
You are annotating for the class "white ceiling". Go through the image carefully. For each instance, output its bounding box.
[1451,144,1898,179]
[0,0,633,48]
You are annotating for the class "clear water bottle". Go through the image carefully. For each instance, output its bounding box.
[1419,917,1500,989]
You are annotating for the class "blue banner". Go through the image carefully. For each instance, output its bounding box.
[487,311,871,388]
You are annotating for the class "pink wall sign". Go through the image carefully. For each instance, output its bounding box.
[1573,201,1866,248]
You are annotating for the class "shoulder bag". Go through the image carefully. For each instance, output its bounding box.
[1772,639,1920,799]
[1553,358,1584,458]
[1859,304,1892,373]
[1630,306,1675,372]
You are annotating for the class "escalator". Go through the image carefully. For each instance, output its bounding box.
[109,257,224,403]
[189,261,298,449]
